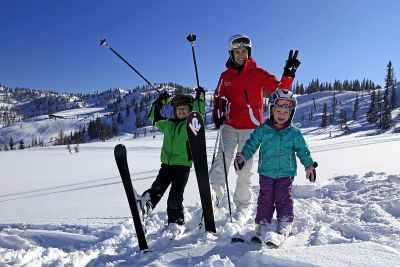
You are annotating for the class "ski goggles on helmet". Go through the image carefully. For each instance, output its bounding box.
[273,98,296,109]
[230,37,251,50]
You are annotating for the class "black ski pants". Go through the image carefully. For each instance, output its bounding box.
[144,163,190,224]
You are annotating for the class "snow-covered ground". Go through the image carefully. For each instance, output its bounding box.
[1,127,399,266]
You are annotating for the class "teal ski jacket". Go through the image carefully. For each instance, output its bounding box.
[241,119,314,178]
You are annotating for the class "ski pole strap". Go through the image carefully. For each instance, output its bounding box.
[244,90,261,126]
[244,89,250,105]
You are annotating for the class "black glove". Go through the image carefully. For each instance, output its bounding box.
[195,87,205,101]
[234,153,246,171]
[154,91,171,106]
[307,162,318,182]
[283,50,301,78]
[213,115,226,129]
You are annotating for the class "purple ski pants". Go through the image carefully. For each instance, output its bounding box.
[255,176,294,224]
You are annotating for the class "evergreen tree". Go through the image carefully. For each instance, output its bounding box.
[352,94,360,120]
[390,85,397,110]
[312,97,316,111]
[333,80,342,91]
[19,139,25,149]
[331,92,337,122]
[367,90,378,123]
[9,136,14,150]
[57,130,65,145]
[321,103,329,128]
[338,109,348,131]
[67,140,72,153]
[117,112,123,124]
[385,61,395,88]
[376,91,382,127]
[81,126,87,143]
[126,104,130,117]
[353,80,361,91]
[380,88,393,129]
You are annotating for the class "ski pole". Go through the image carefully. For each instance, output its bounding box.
[186,34,200,88]
[99,38,161,94]
[211,93,223,165]
[186,33,203,113]
[219,126,233,223]
[211,129,220,165]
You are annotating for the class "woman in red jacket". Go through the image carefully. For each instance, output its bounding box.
[210,34,300,219]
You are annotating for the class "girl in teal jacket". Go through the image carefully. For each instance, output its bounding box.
[234,89,316,237]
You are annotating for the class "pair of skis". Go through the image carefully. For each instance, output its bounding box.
[232,233,289,249]
[114,111,215,251]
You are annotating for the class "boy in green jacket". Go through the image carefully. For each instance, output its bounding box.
[138,88,205,232]
[234,89,316,238]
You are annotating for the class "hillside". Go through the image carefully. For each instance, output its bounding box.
[0,83,193,148]
[1,82,399,150]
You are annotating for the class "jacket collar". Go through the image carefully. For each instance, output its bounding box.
[265,118,291,132]
[226,57,257,74]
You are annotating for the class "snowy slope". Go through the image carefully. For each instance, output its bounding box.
[1,127,399,266]
[2,83,399,150]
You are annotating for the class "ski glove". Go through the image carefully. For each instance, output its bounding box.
[283,50,301,78]
[195,87,205,101]
[234,152,246,171]
[306,162,318,182]
[213,115,226,129]
[155,91,171,106]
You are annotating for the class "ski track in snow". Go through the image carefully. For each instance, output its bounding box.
[1,171,399,266]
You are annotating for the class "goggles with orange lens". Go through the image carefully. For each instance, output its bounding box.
[274,98,296,109]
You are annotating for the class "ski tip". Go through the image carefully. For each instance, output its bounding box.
[231,237,245,243]
[266,241,280,249]
[139,249,152,254]
[250,236,262,244]
[115,144,125,149]
[114,144,126,155]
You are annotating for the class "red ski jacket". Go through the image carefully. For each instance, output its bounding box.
[213,58,294,129]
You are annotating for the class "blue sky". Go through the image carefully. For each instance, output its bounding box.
[1,0,399,93]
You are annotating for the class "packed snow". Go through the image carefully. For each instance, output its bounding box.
[1,86,400,266]
[1,127,400,266]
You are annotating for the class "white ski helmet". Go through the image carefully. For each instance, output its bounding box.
[268,89,297,123]
[227,34,252,58]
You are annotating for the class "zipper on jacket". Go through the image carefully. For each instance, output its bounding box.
[167,122,179,165]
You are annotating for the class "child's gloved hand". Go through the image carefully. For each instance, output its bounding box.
[155,91,171,106]
[306,162,318,182]
[195,87,205,101]
[234,152,246,171]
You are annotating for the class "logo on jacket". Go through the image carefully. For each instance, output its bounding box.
[189,117,201,136]
[224,81,232,87]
